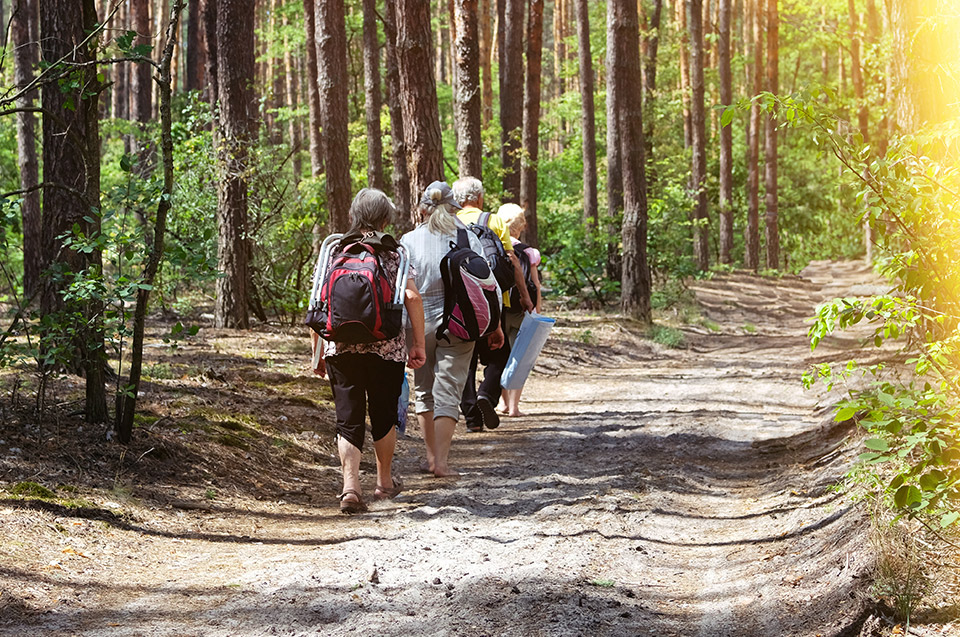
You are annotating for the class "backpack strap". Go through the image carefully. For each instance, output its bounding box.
[479,212,491,228]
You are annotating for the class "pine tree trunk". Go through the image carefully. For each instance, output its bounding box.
[500,0,524,202]
[315,0,352,233]
[397,0,446,210]
[575,0,598,226]
[383,0,413,231]
[744,0,762,271]
[520,0,543,247]
[610,0,650,322]
[641,0,662,184]
[361,0,384,189]
[214,0,255,329]
[688,0,709,271]
[113,0,129,118]
[201,0,217,109]
[302,0,323,177]
[453,0,482,178]
[131,0,152,170]
[677,0,691,150]
[605,0,623,282]
[763,0,779,270]
[283,10,302,183]
[13,0,40,298]
[479,0,493,127]
[186,0,204,91]
[718,0,733,264]
[39,0,108,422]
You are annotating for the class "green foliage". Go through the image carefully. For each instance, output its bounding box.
[798,99,960,529]
[651,324,685,349]
[10,481,57,499]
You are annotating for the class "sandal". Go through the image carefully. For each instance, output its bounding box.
[338,489,368,514]
[374,476,403,501]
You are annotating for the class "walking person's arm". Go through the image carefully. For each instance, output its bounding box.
[404,279,427,369]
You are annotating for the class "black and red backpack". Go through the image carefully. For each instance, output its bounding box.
[305,231,405,343]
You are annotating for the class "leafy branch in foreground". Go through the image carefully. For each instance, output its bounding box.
[782,93,960,530]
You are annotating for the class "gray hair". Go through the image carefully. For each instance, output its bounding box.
[348,188,395,232]
[452,176,484,207]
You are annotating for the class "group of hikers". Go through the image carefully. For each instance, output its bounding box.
[307,177,543,514]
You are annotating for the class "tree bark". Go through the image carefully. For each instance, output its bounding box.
[688,0,709,271]
[315,0,351,233]
[200,0,217,109]
[383,0,412,231]
[362,0,384,189]
[609,0,650,322]
[677,0,691,150]
[39,0,108,422]
[640,0,662,182]
[454,0,482,178]
[131,0,152,136]
[302,0,323,177]
[112,0,129,118]
[744,0,762,271]
[13,0,40,298]
[214,0,256,329]
[848,0,868,138]
[520,0,543,247]
[604,0,623,282]
[479,0,493,127]
[396,0,446,212]
[763,0,779,270]
[500,0,524,202]
[718,0,733,264]
[186,0,204,91]
[574,0,597,226]
[283,9,302,183]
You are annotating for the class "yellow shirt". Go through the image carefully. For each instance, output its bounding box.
[457,206,514,307]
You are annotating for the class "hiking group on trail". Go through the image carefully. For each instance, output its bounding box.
[307,178,547,514]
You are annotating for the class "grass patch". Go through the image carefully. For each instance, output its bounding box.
[699,318,722,332]
[10,481,56,499]
[587,578,616,588]
[215,434,250,450]
[651,324,685,348]
[742,323,757,334]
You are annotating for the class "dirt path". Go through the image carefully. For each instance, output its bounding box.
[2,260,885,636]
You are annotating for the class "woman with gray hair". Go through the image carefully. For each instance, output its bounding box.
[401,181,504,477]
[311,188,427,513]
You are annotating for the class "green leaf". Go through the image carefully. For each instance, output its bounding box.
[720,106,735,128]
[835,406,857,422]
[940,511,960,528]
[864,438,890,452]
[893,485,922,508]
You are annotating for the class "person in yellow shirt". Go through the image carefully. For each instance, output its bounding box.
[452,177,534,432]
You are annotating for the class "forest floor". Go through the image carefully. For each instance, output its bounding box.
[1,260,959,636]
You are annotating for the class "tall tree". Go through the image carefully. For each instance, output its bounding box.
[717,0,733,264]
[744,0,762,271]
[763,0,779,269]
[282,9,302,183]
[112,0,129,119]
[186,0,204,91]
[677,0,691,149]
[848,0,868,138]
[315,0,351,232]
[500,0,524,201]
[12,0,40,297]
[383,0,412,230]
[688,0,709,271]
[201,0,218,110]
[609,0,650,322]
[131,0,152,165]
[361,0,384,189]
[640,0,662,180]
[604,0,623,281]
[574,0,597,226]
[302,0,323,177]
[396,0,445,210]
[520,0,543,247]
[214,0,256,329]
[453,0,482,177]
[479,0,493,127]
[39,0,108,422]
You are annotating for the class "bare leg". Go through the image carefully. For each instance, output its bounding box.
[418,411,436,473]
[502,388,525,417]
[338,435,363,504]
[373,427,396,491]
[431,415,459,477]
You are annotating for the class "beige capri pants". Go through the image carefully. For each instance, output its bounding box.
[411,318,476,421]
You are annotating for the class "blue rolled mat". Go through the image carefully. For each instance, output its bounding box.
[501,312,556,390]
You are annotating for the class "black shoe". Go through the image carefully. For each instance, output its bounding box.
[476,395,500,430]
[466,423,484,433]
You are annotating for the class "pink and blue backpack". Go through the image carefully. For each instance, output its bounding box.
[437,228,502,341]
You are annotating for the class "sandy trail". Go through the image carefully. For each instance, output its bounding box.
[2,260,882,636]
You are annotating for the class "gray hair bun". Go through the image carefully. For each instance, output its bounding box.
[427,188,443,203]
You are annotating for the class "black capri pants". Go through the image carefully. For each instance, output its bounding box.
[325,353,405,451]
